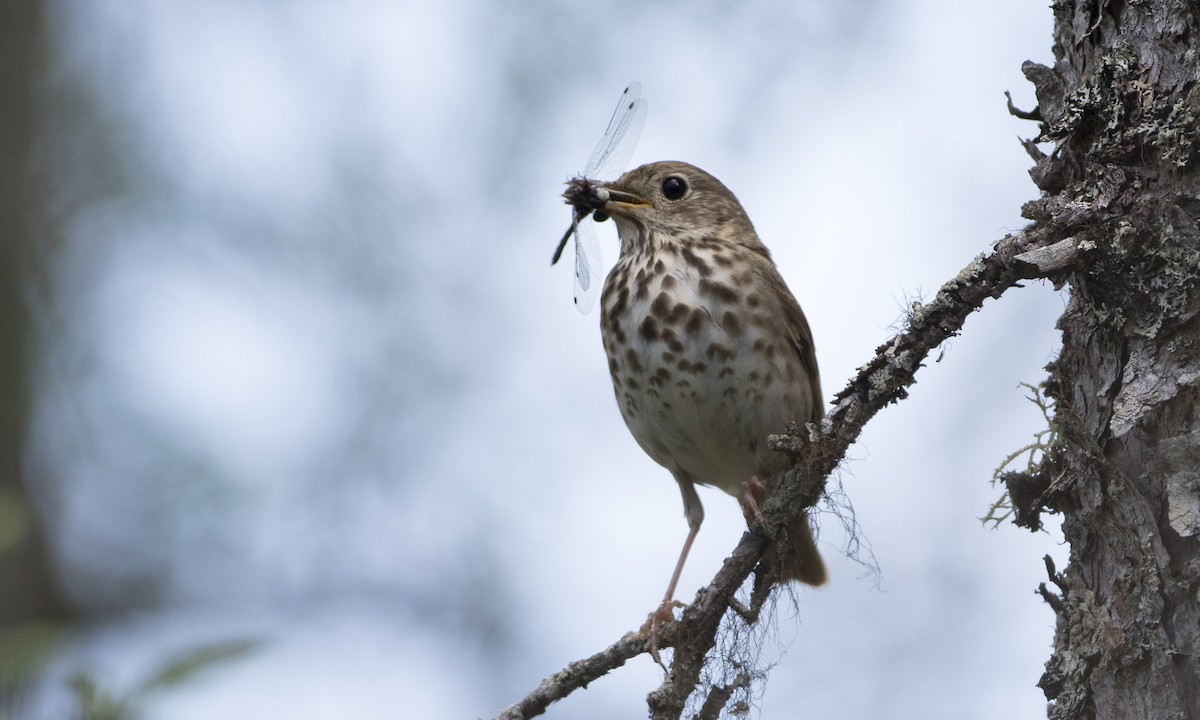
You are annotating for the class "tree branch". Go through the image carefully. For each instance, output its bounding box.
[493,631,649,720]
[497,226,1073,719]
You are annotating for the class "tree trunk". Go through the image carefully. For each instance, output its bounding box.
[1020,2,1200,718]
[0,0,70,630]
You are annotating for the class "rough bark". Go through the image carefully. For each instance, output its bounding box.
[1016,1,1200,718]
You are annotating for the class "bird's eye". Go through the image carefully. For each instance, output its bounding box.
[662,176,688,200]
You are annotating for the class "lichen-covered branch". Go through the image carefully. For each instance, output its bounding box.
[493,631,653,720]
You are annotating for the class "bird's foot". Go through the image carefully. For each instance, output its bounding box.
[741,476,768,529]
[638,599,684,670]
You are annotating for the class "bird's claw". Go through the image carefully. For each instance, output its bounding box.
[639,599,685,669]
[741,476,768,529]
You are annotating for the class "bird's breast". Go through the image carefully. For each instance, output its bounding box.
[599,243,811,495]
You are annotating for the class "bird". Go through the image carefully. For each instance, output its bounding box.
[563,160,826,639]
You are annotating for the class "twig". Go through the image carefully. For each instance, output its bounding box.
[694,673,751,720]
[493,631,656,720]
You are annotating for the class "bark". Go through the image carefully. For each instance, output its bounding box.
[1017,1,1200,718]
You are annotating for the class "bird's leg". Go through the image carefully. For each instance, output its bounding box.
[741,475,768,529]
[658,524,698,610]
[644,525,696,669]
[641,477,704,669]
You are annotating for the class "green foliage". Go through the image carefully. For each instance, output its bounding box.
[137,639,258,693]
[982,383,1058,528]
[74,638,258,719]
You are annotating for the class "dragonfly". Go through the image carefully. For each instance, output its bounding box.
[553,82,648,314]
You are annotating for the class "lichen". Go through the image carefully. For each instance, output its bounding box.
[984,383,1061,528]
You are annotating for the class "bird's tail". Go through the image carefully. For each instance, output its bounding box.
[771,513,826,586]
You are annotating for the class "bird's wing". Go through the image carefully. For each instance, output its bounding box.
[758,261,824,422]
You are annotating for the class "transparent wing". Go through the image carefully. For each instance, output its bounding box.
[555,82,645,312]
[583,82,648,180]
[572,215,603,314]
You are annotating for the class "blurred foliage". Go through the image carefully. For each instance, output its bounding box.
[0,488,33,557]
[137,639,258,691]
[0,621,65,683]
[70,638,259,720]
[0,620,66,720]
[0,635,257,720]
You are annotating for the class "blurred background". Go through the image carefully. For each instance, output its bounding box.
[1,1,1067,718]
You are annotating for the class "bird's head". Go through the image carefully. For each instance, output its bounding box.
[570,161,761,256]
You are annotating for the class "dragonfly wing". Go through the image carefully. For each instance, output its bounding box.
[555,83,644,312]
[572,216,604,314]
[583,82,648,180]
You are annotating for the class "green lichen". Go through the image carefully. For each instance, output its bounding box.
[983,383,1060,528]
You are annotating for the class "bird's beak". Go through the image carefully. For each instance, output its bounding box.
[595,185,652,216]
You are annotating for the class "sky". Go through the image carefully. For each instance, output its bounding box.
[24,0,1066,718]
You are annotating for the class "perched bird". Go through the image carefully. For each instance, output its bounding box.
[563,161,826,628]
